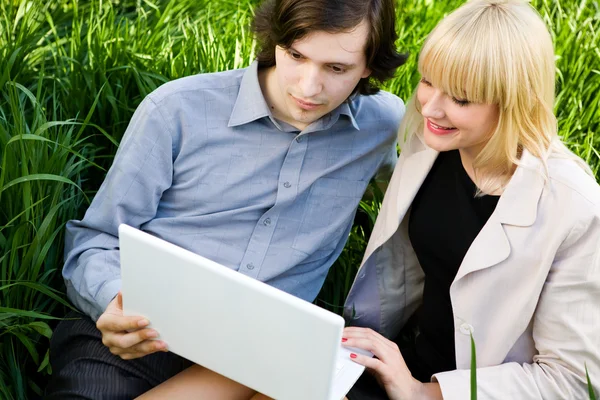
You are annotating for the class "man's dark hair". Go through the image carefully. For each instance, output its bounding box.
[252,0,408,96]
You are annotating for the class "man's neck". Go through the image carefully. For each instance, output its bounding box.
[257,66,278,116]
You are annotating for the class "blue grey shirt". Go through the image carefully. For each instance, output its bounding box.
[63,61,405,321]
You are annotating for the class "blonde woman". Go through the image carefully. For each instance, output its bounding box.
[342,0,600,399]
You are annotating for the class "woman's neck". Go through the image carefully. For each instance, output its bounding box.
[458,147,515,196]
[458,147,480,184]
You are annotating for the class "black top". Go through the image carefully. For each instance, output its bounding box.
[406,149,500,379]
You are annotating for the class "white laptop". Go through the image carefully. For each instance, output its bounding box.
[119,224,371,400]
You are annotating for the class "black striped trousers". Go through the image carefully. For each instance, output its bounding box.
[44,311,193,399]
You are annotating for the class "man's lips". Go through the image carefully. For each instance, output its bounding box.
[291,95,322,110]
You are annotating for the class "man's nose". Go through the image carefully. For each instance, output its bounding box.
[299,65,323,98]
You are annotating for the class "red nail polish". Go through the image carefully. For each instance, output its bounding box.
[350,353,357,359]
[341,338,348,342]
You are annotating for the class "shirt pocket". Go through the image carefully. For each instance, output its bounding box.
[291,177,369,255]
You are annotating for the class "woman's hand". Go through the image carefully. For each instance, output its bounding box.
[342,327,441,400]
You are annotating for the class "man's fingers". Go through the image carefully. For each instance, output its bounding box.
[108,328,158,349]
[128,338,168,354]
[116,291,123,310]
[118,346,168,360]
[97,313,149,333]
[110,339,168,358]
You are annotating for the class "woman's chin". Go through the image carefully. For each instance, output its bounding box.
[423,131,458,153]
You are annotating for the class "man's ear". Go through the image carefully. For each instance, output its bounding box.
[361,67,372,79]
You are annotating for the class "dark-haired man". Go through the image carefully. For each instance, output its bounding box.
[45,0,407,398]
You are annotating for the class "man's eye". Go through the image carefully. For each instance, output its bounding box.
[289,51,302,59]
[331,66,345,73]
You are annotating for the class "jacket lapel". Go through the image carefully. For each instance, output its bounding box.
[345,134,437,332]
[453,150,545,282]
[365,134,438,256]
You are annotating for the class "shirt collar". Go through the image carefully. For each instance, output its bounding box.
[228,61,271,128]
[228,60,360,131]
[333,100,360,131]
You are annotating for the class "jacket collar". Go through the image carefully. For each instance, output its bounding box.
[494,149,545,227]
[370,133,546,282]
[396,133,545,228]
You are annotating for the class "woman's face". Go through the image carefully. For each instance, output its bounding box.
[417,77,500,158]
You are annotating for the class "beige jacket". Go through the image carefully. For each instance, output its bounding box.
[343,133,600,399]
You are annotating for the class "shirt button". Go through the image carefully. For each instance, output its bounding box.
[246,263,255,270]
[459,323,474,335]
[296,136,303,143]
[283,181,291,188]
[263,218,272,226]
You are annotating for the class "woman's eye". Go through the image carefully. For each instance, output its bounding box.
[452,97,470,107]
[331,66,345,74]
[289,51,302,60]
[420,77,432,86]
[420,76,470,106]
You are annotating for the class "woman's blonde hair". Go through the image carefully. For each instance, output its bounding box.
[400,0,591,194]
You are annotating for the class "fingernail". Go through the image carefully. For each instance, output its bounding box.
[147,331,158,338]
[138,319,149,327]
[350,353,357,359]
[341,338,348,342]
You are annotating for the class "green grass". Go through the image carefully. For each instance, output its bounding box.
[588,364,598,400]
[0,0,598,398]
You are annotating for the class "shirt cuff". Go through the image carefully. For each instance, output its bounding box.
[432,368,471,400]
[95,279,122,318]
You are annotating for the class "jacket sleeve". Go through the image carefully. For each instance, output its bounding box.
[63,97,174,321]
[433,210,600,399]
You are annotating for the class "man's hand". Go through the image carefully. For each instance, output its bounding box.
[96,292,168,360]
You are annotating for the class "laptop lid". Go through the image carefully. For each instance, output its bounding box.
[119,224,346,400]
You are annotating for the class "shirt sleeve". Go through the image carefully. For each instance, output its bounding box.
[432,211,600,399]
[62,96,175,321]
[373,93,404,189]
[374,143,398,182]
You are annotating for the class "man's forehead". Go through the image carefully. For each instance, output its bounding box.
[289,22,370,63]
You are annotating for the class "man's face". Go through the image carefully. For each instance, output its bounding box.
[268,20,372,131]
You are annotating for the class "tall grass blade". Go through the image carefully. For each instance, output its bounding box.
[587,363,597,400]
[470,332,477,400]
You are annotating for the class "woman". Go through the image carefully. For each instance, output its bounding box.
[342,0,600,399]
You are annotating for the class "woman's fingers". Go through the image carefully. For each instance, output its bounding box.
[348,351,388,375]
[342,327,398,355]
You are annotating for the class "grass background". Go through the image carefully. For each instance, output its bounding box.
[0,0,598,398]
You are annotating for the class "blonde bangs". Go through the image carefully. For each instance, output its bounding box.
[418,5,506,106]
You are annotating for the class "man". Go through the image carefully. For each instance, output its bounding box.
[45,0,407,398]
